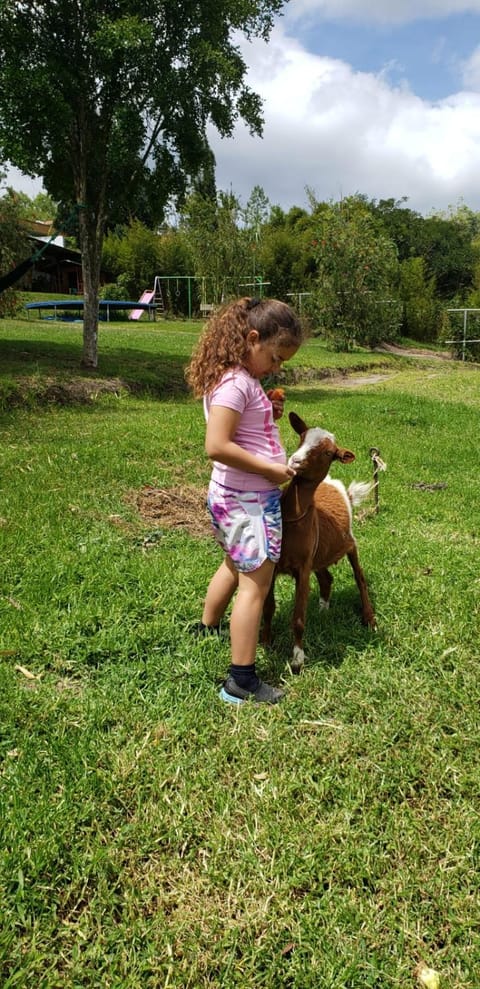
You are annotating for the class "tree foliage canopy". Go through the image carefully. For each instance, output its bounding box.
[0,0,283,212]
[0,0,286,364]
[0,182,30,315]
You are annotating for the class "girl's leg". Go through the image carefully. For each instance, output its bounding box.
[222,558,283,703]
[229,558,275,666]
[201,555,238,627]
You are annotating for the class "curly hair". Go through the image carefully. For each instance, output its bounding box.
[185,297,303,398]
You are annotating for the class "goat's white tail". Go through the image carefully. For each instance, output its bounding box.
[347,480,374,506]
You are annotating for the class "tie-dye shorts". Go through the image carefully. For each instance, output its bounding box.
[207,480,283,573]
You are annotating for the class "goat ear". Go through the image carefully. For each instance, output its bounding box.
[336,448,356,463]
[289,411,308,435]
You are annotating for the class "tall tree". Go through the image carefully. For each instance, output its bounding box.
[367,196,479,300]
[182,189,251,302]
[398,257,441,343]
[0,0,285,367]
[243,184,270,283]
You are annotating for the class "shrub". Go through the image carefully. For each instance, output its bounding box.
[309,198,401,349]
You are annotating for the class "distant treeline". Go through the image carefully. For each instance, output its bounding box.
[3,185,480,351]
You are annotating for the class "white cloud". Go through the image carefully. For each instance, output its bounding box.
[462,45,480,89]
[210,27,480,214]
[6,23,480,218]
[286,0,480,26]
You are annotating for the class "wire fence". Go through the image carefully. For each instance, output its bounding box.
[446,309,480,361]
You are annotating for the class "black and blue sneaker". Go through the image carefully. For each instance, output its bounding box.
[219,676,284,705]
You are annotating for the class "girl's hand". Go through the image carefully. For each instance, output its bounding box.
[263,462,296,485]
[267,387,285,421]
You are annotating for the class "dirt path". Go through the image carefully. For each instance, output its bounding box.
[376,343,452,359]
[320,372,392,388]
[319,344,454,390]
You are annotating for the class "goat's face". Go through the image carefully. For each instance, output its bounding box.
[287,411,356,481]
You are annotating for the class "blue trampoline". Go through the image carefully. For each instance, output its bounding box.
[25,299,159,321]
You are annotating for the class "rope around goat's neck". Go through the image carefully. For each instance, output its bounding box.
[282,479,316,524]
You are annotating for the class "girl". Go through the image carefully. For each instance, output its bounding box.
[186,297,303,704]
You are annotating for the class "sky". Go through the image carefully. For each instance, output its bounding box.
[5,0,480,216]
[208,0,480,215]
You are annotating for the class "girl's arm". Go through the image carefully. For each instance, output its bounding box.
[205,405,295,485]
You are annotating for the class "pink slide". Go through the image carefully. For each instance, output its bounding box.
[128,289,154,320]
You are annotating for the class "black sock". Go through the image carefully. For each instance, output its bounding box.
[195,621,220,636]
[229,663,260,692]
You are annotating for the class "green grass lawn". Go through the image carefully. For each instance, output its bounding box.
[1,315,479,987]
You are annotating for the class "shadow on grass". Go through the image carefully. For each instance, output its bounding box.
[0,335,396,409]
[0,337,191,406]
[261,582,379,677]
[284,383,388,406]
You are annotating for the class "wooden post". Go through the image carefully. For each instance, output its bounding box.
[369,447,387,513]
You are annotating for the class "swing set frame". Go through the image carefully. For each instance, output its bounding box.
[153,275,197,318]
[153,275,219,319]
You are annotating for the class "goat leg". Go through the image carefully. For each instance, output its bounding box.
[291,570,311,673]
[346,547,376,629]
[315,568,333,610]
[261,574,276,646]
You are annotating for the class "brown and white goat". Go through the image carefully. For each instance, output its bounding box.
[262,412,376,672]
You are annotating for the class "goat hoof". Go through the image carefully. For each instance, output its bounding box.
[290,662,303,675]
[290,647,305,674]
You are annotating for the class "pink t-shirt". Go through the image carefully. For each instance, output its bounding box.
[204,367,287,491]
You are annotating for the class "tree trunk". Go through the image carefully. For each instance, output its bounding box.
[78,195,106,369]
